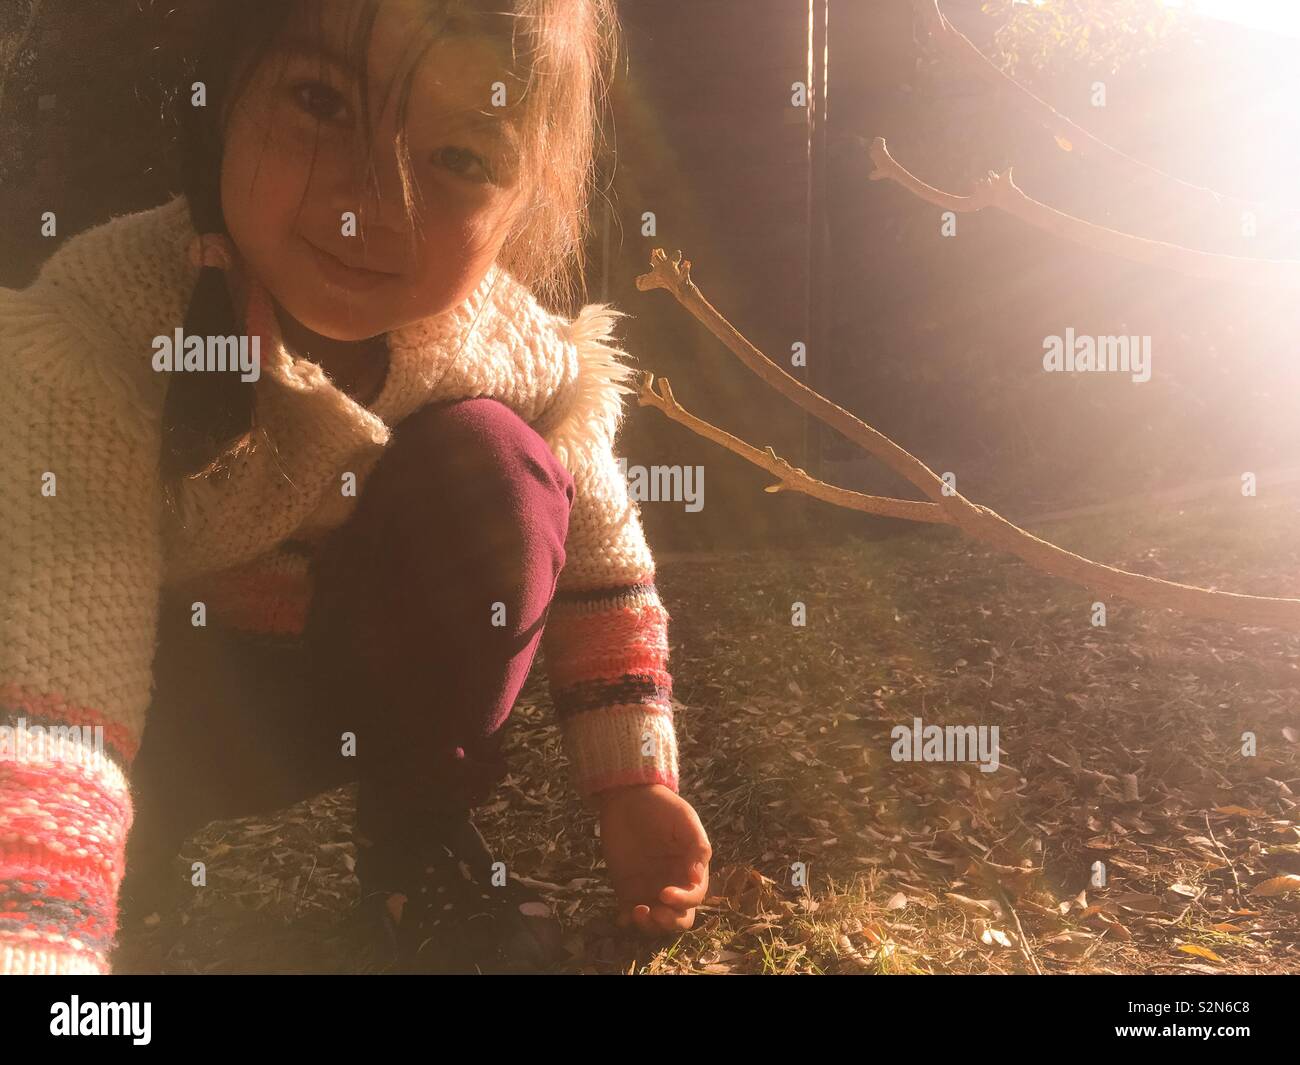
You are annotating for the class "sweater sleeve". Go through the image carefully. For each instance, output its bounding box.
[538,307,679,810]
[0,286,164,974]
[161,342,392,584]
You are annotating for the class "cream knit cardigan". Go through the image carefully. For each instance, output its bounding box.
[0,195,678,974]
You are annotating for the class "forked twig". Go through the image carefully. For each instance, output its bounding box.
[868,138,1300,290]
[911,0,1295,223]
[635,249,1300,631]
[635,371,946,524]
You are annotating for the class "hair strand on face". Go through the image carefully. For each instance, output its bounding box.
[157,0,621,479]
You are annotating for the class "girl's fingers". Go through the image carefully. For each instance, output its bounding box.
[617,865,708,934]
[619,901,695,935]
[648,903,695,932]
[658,885,703,909]
[659,876,708,909]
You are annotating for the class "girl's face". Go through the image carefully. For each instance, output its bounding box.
[220,0,525,341]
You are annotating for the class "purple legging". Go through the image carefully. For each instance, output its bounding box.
[124,397,575,898]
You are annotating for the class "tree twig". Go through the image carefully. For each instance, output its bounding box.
[1204,811,1243,906]
[912,0,1296,223]
[635,370,946,524]
[635,248,1300,632]
[953,836,1044,975]
[868,137,1300,290]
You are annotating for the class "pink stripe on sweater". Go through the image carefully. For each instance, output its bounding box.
[543,603,669,690]
[579,766,679,797]
[0,684,138,764]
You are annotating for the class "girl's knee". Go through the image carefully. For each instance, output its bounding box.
[323,398,575,599]
[376,397,575,515]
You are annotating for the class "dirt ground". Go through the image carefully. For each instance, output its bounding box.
[114,487,1300,974]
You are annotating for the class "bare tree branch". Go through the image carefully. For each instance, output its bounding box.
[0,0,44,118]
[868,137,1300,289]
[913,0,1296,223]
[634,370,947,524]
[636,248,1300,632]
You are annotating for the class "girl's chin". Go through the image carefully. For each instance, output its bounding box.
[278,298,392,343]
[273,280,459,341]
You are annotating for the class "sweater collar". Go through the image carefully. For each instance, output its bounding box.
[187,224,557,422]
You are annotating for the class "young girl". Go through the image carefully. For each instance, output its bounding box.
[0,0,711,975]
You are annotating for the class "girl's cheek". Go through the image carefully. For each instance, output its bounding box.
[436,194,514,254]
[228,129,352,221]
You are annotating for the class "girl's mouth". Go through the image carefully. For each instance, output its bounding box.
[301,237,402,292]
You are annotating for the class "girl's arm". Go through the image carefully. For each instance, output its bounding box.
[0,286,166,975]
[539,307,679,811]
[162,344,392,583]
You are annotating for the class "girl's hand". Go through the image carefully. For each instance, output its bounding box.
[597,783,711,935]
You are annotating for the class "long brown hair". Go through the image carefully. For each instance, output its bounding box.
[158,0,620,481]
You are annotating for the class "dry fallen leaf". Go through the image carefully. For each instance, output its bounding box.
[1108,892,1164,913]
[945,893,1002,919]
[1042,931,1095,959]
[1215,806,1266,818]
[1178,944,1223,963]
[1252,875,1300,897]
[970,858,1042,899]
[860,922,889,945]
[975,919,1014,949]
[1085,910,1132,941]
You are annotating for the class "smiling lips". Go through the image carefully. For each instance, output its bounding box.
[302,237,402,291]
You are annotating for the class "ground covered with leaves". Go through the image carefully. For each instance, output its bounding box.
[115,487,1300,974]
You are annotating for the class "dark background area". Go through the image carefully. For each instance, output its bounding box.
[3,0,1298,552]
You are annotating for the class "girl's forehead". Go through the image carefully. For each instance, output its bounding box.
[289,0,519,79]
[282,1,523,131]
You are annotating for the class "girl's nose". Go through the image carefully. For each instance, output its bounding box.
[331,135,417,243]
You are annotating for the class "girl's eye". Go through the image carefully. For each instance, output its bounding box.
[433,145,492,183]
[290,80,352,125]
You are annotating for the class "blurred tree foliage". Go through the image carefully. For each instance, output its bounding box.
[980,0,1191,80]
[0,0,42,110]
[0,0,44,186]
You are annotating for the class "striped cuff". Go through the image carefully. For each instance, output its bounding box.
[543,579,679,807]
[561,700,678,809]
[0,697,135,976]
[2,932,111,975]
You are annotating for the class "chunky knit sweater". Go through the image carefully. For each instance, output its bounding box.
[0,195,677,975]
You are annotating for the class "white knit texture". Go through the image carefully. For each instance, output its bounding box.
[1,191,669,770]
[1,196,680,974]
